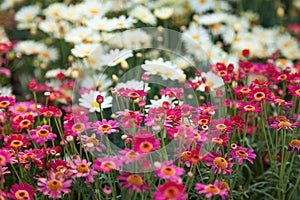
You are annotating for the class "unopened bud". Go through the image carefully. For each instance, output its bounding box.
[96,95,104,104]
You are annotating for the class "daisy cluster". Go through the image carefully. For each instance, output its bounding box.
[0,0,299,200]
[0,48,300,199]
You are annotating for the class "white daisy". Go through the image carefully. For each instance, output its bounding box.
[182,24,211,46]
[78,1,112,18]
[142,58,185,81]
[38,19,59,34]
[102,49,134,67]
[0,0,24,10]
[115,80,150,92]
[15,5,40,22]
[189,0,215,14]
[110,15,137,30]
[45,68,71,79]
[154,7,174,20]
[145,95,175,110]
[59,5,81,22]
[197,12,227,25]
[14,41,46,55]
[37,46,59,63]
[129,5,157,25]
[79,90,113,112]
[64,26,100,44]
[0,86,12,96]
[195,71,224,92]
[80,74,113,91]
[86,17,114,31]
[71,43,99,58]
[43,3,67,20]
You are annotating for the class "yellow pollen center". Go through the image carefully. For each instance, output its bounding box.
[128,92,140,99]
[212,138,223,144]
[37,129,50,138]
[91,101,100,107]
[15,106,27,112]
[125,151,139,159]
[236,150,248,158]
[86,137,99,146]
[101,161,115,170]
[77,164,89,173]
[254,92,265,100]
[290,139,300,147]
[139,142,153,152]
[216,124,227,130]
[127,175,143,186]
[15,190,29,199]
[218,70,227,77]
[99,124,112,132]
[278,121,292,127]
[214,157,228,169]
[72,123,85,132]
[181,151,191,161]
[240,88,251,93]
[205,185,220,194]
[198,119,209,125]
[164,186,179,198]
[0,155,5,164]
[20,119,31,127]
[47,179,63,191]
[11,140,23,148]
[244,105,255,111]
[295,89,300,96]
[161,167,176,175]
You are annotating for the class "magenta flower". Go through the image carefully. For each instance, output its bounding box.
[80,133,104,153]
[117,172,149,193]
[153,181,187,200]
[154,161,184,181]
[68,156,98,184]
[8,183,36,200]
[118,88,147,99]
[160,88,184,99]
[93,156,122,173]
[0,96,15,109]
[288,139,300,154]
[133,135,160,154]
[118,148,141,164]
[205,151,234,174]
[0,149,11,166]
[195,180,227,199]
[37,171,72,199]
[64,113,90,136]
[117,110,143,130]
[230,146,256,165]
[30,125,57,146]
[269,119,299,131]
[92,119,119,135]
[237,102,261,114]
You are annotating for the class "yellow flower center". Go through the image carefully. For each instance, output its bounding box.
[218,70,227,77]
[47,179,63,191]
[212,138,223,144]
[77,164,89,173]
[15,105,27,112]
[214,157,228,169]
[161,167,176,175]
[216,124,227,130]
[199,0,207,4]
[220,181,230,191]
[278,121,292,128]
[275,98,285,103]
[101,161,116,170]
[20,119,31,127]
[11,140,23,148]
[128,92,140,99]
[254,92,265,101]
[72,123,85,132]
[236,150,248,158]
[99,124,112,132]
[0,100,10,107]
[181,151,191,161]
[244,105,255,111]
[164,186,179,198]
[91,101,100,108]
[198,119,209,125]
[277,74,287,81]
[127,174,143,186]
[139,142,153,152]
[37,129,50,138]
[205,185,220,194]
[240,88,251,93]
[0,155,6,165]
[15,190,29,199]
[296,89,300,96]
[290,139,300,147]
[125,151,139,159]
[86,137,99,146]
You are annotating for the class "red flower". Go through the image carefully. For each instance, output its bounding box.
[8,183,35,200]
[0,96,15,109]
[38,106,62,118]
[153,181,187,200]
[4,134,30,150]
[247,87,271,102]
[237,102,261,114]
[118,88,147,99]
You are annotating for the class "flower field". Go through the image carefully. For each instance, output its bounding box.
[0,0,300,199]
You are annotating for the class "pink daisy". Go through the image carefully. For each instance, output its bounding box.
[4,134,30,150]
[8,183,36,200]
[117,172,149,193]
[80,133,104,153]
[30,125,57,146]
[18,148,45,169]
[160,88,184,99]
[38,106,62,118]
[205,151,234,174]
[0,96,15,109]
[37,171,72,199]
[288,139,300,154]
[64,113,90,137]
[92,119,119,135]
[118,88,147,99]
[153,181,187,200]
[197,102,218,115]
[93,156,122,173]
[117,110,143,130]
[0,149,11,166]
[11,114,35,131]
[133,135,160,154]
[118,148,141,164]
[230,146,256,165]
[195,180,227,199]
[68,156,98,184]
[237,102,261,115]
[154,161,184,181]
